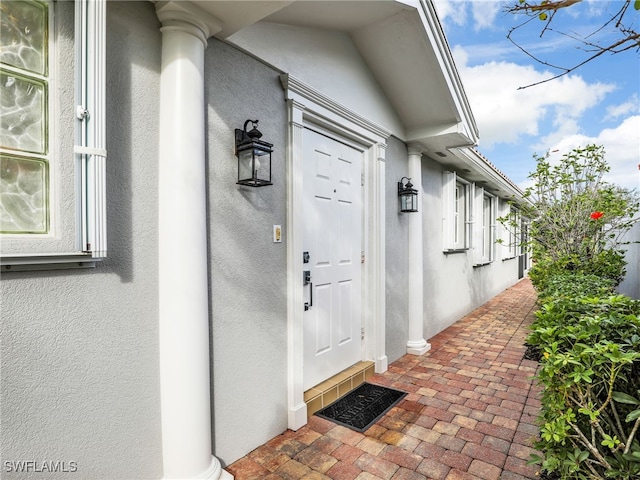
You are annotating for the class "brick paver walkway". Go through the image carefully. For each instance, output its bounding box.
[227,278,541,480]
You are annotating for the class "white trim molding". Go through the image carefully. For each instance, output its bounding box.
[281,74,390,430]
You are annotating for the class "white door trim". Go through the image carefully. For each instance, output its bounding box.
[281,74,390,430]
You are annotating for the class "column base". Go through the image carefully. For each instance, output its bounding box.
[164,456,233,480]
[407,340,431,356]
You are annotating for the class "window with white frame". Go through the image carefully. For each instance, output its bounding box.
[472,185,496,265]
[443,171,470,251]
[0,0,106,269]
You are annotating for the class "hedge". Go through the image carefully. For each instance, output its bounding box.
[528,273,640,479]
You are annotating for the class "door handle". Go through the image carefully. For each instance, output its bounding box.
[303,270,312,311]
[304,282,313,311]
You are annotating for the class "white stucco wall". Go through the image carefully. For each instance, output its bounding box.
[205,38,289,466]
[227,22,405,138]
[385,150,522,364]
[421,157,521,342]
[385,136,411,359]
[0,2,164,479]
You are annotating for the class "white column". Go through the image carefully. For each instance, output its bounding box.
[155,3,230,479]
[406,145,430,356]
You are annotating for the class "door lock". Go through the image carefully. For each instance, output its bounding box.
[303,270,311,285]
[303,251,310,263]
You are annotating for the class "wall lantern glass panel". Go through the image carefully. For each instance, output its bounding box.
[235,119,272,187]
[398,177,418,213]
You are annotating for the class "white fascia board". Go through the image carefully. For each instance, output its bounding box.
[407,0,479,145]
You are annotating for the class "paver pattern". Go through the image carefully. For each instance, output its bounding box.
[227,278,542,480]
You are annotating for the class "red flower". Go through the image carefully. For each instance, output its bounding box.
[590,211,604,220]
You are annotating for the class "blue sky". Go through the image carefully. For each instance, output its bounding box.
[433,0,640,190]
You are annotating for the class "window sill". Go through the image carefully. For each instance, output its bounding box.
[1,253,100,272]
[444,248,469,255]
[473,261,493,268]
[502,256,517,261]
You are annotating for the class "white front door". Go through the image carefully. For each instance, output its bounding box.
[302,127,363,391]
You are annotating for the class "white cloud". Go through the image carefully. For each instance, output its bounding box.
[548,116,640,190]
[605,93,640,120]
[434,0,501,31]
[438,0,638,192]
[432,0,467,27]
[452,45,616,150]
[470,1,502,31]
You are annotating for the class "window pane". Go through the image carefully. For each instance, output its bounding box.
[0,0,47,75]
[0,72,46,154]
[0,155,48,233]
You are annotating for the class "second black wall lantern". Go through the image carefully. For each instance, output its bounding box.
[398,177,418,212]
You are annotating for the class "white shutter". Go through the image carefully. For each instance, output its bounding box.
[489,196,497,262]
[75,0,107,258]
[472,185,484,265]
[442,171,456,250]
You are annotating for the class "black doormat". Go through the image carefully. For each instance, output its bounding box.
[315,382,407,432]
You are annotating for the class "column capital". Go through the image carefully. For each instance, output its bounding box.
[156,1,223,47]
[407,143,424,157]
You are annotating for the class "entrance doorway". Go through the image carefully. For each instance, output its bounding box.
[302,128,363,390]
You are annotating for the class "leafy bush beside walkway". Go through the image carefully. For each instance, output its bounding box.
[504,144,640,478]
[528,273,640,479]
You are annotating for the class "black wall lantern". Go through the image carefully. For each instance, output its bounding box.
[398,177,418,213]
[235,119,273,187]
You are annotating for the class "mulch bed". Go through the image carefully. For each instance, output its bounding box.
[523,343,542,362]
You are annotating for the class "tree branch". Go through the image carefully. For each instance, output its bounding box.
[514,31,640,89]
[504,0,640,89]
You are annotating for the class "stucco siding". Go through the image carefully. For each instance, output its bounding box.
[0,2,163,479]
[205,38,289,466]
[227,22,404,138]
[385,136,411,362]
[384,149,521,364]
[422,156,520,341]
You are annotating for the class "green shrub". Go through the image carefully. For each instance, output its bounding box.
[529,250,626,292]
[528,272,640,479]
[516,145,640,478]
[533,340,640,479]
